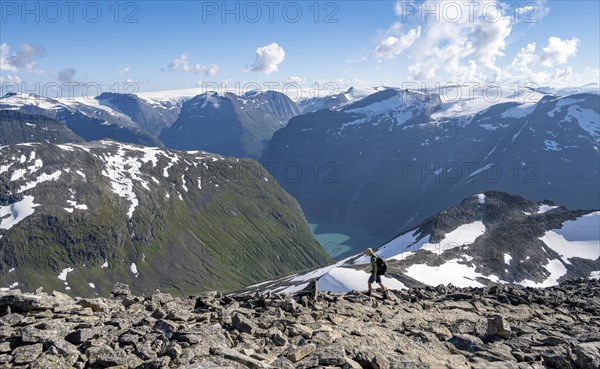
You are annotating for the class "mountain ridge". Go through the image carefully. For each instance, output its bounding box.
[0,141,329,296]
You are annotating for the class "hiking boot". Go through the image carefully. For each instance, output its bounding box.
[382,291,389,299]
[366,291,372,297]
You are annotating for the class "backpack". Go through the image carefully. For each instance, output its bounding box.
[375,255,387,275]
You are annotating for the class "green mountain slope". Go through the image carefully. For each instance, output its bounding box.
[0,141,329,296]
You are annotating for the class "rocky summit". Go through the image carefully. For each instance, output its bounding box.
[0,279,599,368]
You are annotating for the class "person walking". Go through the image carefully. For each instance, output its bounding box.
[365,248,388,299]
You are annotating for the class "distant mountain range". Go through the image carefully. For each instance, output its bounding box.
[160,90,300,159]
[1,93,165,147]
[245,191,600,294]
[2,84,598,245]
[0,141,329,296]
[261,88,600,240]
[1,90,301,159]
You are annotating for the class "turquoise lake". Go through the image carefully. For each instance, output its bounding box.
[307,218,387,260]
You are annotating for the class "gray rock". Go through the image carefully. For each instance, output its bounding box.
[111,283,132,297]
[0,292,54,312]
[286,343,316,363]
[448,334,484,352]
[30,353,70,369]
[232,313,256,334]
[270,356,295,369]
[211,347,272,368]
[487,315,512,339]
[12,343,43,364]
[317,343,346,366]
[542,353,573,369]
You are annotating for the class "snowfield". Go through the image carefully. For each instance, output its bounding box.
[405,256,500,288]
[539,212,600,264]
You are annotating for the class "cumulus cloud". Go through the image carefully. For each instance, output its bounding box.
[511,37,579,70]
[118,67,130,74]
[378,1,515,81]
[508,37,579,84]
[379,0,575,84]
[0,43,46,74]
[58,68,77,83]
[167,53,219,76]
[539,37,579,67]
[250,43,285,74]
[375,27,421,60]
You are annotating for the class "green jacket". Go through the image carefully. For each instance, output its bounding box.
[370,254,378,274]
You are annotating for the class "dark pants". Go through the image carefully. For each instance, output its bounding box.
[368,273,382,284]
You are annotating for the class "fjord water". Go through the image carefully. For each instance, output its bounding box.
[308,218,386,260]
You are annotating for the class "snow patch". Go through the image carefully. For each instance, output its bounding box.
[544,140,561,151]
[500,103,536,118]
[66,200,88,211]
[58,267,74,281]
[537,204,558,214]
[317,267,407,293]
[291,258,353,282]
[515,259,567,287]
[539,211,600,263]
[356,221,486,264]
[405,256,499,288]
[565,106,600,141]
[0,196,40,230]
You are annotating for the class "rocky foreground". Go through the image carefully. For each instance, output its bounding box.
[0,280,599,369]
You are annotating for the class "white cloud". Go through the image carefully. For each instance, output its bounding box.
[0,74,22,84]
[380,1,515,81]
[167,53,219,76]
[119,67,130,74]
[509,37,579,83]
[539,37,579,67]
[514,37,580,69]
[0,43,17,72]
[0,43,46,74]
[206,64,219,76]
[286,76,305,84]
[380,0,577,85]
[250,43,285,74]
[375,27,421,60]
[58,68,77,83]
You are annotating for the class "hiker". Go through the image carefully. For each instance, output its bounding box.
[365,248,388,299]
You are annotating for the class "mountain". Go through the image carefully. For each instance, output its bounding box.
[296,86,382,113]
[160,91,301,159]
[0,93,163,147]
[56,109,163,147]
[0,141,329,296]
[261,88,600,240]
[244,191,599,294]
[0,110,84,145]
[93,92,181,136]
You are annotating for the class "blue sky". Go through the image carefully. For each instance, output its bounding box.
[1,1,598,97]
